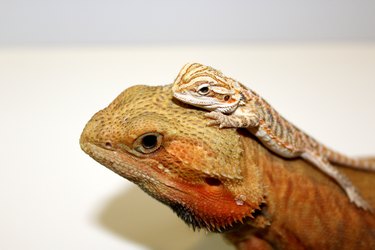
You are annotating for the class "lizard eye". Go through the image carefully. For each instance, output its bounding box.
[197,84,210,95]
[134,132,163,154]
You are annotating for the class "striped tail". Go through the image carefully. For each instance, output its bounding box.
[324,147,375,171]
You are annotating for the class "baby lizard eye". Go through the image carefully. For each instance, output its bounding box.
[134,132,163,154]
[197,84,210,95]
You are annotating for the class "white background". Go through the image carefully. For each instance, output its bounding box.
[1,0,375,45]
[0,1,375,250]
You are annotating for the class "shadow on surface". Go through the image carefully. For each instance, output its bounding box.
[97,186,234,250]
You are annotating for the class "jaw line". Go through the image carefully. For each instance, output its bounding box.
[81,142,191,199]
[173,92,229,111]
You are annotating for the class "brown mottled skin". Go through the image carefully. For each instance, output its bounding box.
[80,85,375,249]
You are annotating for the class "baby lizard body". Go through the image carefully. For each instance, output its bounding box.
[172,63,375,211]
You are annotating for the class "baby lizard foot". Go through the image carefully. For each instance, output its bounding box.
[205,111,240,128]
[205,111,259,129]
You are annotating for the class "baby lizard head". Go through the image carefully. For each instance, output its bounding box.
[172,63,244,114]
[80,85,265,232]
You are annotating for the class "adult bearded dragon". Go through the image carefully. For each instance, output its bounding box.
[172,63,375,211]
[80,84,375,249]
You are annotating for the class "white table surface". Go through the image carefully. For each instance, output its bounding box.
[0,43,374,250]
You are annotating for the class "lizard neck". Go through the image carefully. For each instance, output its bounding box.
[222,133,272,245]
[242,88,259,100]
[225,131,375,249]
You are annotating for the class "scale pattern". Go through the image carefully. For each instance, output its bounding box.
[80,84,375,249]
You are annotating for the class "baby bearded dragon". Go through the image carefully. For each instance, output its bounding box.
[172,62,375,211]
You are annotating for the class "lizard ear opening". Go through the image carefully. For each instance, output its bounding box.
[204,177,222,186]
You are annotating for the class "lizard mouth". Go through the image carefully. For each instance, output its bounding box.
[173,92,214,107]
[80,141,198,205]
[80,141,169,188]
[173,92,238,112]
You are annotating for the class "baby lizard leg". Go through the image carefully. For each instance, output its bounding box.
[301,151,372,211]
[205,111,259,129]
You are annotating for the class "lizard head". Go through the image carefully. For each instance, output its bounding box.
[172,63,245,114]
[80,85,265,232]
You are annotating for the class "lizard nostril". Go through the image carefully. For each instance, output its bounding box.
[105,142,113,148]
[204,177,222,186]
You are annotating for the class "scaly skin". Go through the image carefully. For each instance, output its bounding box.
[80,84,375,249]
[172,63,375,211]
